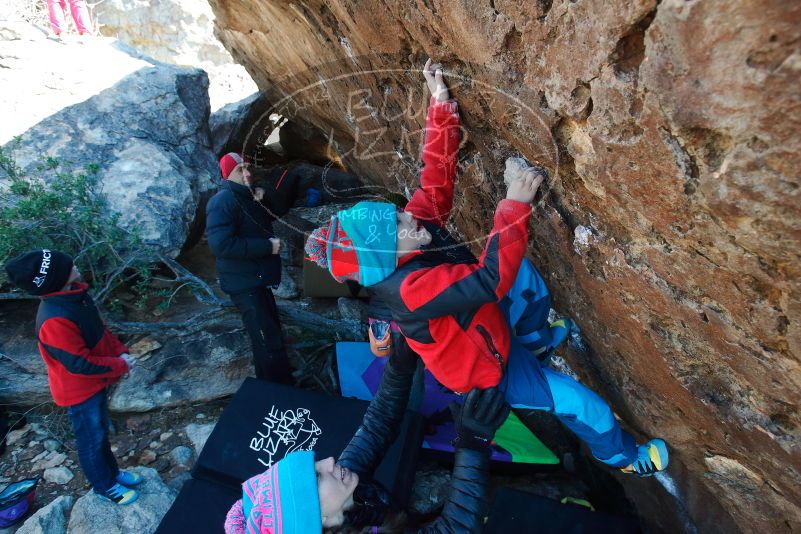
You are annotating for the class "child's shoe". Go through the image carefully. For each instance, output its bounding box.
[116,470,143,486]
[621,438,669,476]
[101,483,138,505]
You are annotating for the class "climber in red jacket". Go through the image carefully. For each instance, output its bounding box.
[5,250,143,504]
[305,59,669,476]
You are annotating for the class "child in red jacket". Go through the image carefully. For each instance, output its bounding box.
[305,60,668,476]
[5,250,142,503]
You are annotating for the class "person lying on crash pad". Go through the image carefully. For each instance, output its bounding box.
[223,387,509,533]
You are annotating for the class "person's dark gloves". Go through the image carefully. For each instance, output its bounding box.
[450,387,511,452]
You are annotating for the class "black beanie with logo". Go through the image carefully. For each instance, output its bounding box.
[4,250,74,296]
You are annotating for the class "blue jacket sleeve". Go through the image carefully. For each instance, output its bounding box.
[205,192,274,259]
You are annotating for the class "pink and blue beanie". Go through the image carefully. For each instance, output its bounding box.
[304,201,397,287]
[224,451,321,534]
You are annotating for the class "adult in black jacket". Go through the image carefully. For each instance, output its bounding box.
[206,153,291,383]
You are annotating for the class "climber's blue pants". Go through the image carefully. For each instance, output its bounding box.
[498,260,638,467]
[499,258,554,356]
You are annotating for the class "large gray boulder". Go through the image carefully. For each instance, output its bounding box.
[209,92,272,157]
[67,467,174,534]
[0,298,360,409]
[17,495,73,534]
[108,301,362,412]
[0,29,218,257]
[0,304,253,410]
[0,302,50,407]
[108,316,252,412]
[93,0,257,110]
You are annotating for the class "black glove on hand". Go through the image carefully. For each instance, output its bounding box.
[450,387,511,452]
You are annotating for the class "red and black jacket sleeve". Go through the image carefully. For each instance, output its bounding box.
[38,318,128,378]
[399,199,532,318]
[405,98,461,227]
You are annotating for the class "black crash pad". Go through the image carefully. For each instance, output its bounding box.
[155,478,239,534]
[483,487,640,533]
[191,378,422,506]
[158,379,423,532]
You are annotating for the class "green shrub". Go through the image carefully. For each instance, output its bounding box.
[0,140,160,308]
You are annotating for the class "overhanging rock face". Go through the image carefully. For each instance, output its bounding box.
[0,33,218,257]
[208,1,800,531]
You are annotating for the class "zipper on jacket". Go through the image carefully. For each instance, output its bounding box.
[475,324,504,370]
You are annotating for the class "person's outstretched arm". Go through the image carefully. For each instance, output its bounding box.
[405,59,460,228]
[417,387,510,534]
[398,170,543,318]
[338,334,418,477]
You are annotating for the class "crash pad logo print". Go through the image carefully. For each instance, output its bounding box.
[249,406,322,467]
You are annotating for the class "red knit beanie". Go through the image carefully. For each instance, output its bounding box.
[219,152,245,180]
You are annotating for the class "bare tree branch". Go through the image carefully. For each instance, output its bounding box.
[106,300,361,341]
[157,254,230,307]
[94,251,147,303]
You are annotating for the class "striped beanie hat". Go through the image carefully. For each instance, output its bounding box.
[224,451,321,534]
[304,201,398,287]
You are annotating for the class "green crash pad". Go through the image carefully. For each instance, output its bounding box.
[494,410,559,465]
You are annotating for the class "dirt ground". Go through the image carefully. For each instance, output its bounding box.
[0,399,228,529]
